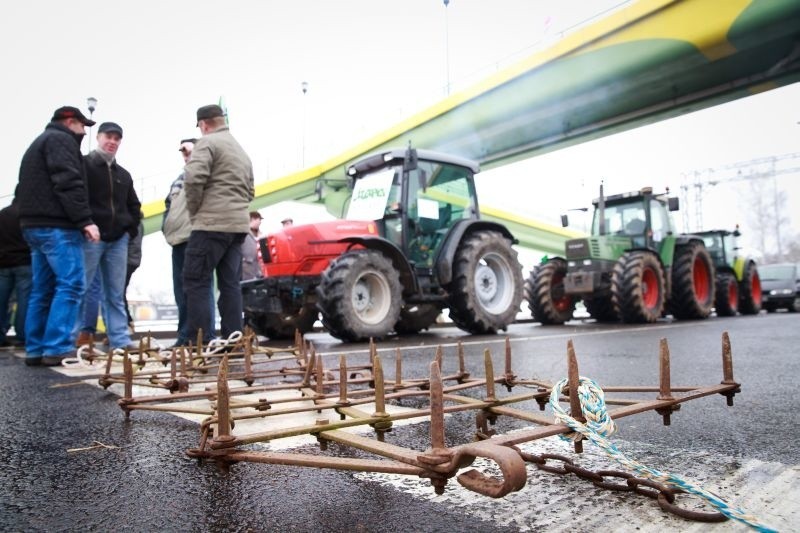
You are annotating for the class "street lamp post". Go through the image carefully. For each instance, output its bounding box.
[443,0,451,96]
[301,81,308,168]
[86,96,97,152]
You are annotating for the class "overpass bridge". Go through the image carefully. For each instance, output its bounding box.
[141,0,800,255]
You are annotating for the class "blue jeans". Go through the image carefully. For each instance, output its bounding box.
[80,271,103,333]
[184,231,244,340]
[173,242,215,343]
[80,234,131,349]
[22,228,85,357]
[0,264,32,343]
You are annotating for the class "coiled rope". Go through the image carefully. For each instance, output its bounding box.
[61,331,244,369]
[549,376,776,532]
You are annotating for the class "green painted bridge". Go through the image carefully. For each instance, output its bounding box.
[141,0,800,255]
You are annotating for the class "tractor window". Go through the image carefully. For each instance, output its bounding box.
[649,199,669,245]
[722,233,736,258]
[381,179,403,247]
[406,160,475,266]
[594,204,646,236]
[346,168,396,221]
[702,233,725,264]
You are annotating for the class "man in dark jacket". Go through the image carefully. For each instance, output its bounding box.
[0,199,32,348]
[16,106,100,367]
[79,121,141,353]
[163,138,215,347]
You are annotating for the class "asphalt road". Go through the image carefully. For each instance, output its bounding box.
[1,311,798,532]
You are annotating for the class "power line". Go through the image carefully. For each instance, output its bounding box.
[679,152,800,232]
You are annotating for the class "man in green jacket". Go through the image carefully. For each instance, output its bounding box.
[183,105,254,342]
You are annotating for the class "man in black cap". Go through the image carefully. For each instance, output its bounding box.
[15,106,100,367]
[183,104,254,342]
[78,121,141,353]
[162,137,215,346]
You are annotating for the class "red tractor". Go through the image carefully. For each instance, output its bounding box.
[241,147,523,342]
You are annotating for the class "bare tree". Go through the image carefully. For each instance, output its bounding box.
[744,179,772,254]
[743,178,790,261]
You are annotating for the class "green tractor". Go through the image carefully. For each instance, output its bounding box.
[696,228,762,316]
[525,185,715,324]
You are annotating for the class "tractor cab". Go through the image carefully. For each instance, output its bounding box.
[697,228,740,268]
[346,147,480,270]
[590,186,679,253]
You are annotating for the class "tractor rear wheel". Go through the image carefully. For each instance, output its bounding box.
[584,295,619,322]
[611,251,665,323]
[394,304,441,334]
[246,307,318,340]
[738,261,762,315]
[448,230,522,334]
[525,258,574,325]
[316,250,402,342]
[714,273,739,316]
[669,242,715,319]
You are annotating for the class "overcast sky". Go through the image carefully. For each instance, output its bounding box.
[2,1,797,299]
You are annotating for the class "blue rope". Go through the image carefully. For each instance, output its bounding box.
[549,376,777,533]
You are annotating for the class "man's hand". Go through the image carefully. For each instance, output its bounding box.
[83,224,100,242]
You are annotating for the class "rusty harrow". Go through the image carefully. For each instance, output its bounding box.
[179,331,741,514]
[85,329,311,417]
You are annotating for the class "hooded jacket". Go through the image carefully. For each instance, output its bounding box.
[16,121,94,230]
[84,150,142,242]
[162,174,192,246]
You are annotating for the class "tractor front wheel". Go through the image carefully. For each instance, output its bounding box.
[316,250,402,342]
[612,251,665,323]
[525,258,575,325]
[448,231,523,334]
[738,261,762,315]
[669,242,715,319]
[714,273,739,317]
[584,295,619,322]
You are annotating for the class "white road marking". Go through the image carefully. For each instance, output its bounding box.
[306,320,707,361]
[353,434,798,532]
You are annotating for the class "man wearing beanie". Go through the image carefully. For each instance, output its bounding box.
[15,106,100,367]
[183,105,254,342]
[79,121,142,353]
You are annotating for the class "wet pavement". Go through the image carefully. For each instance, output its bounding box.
[0,352,517,533]
[1,312,798,532]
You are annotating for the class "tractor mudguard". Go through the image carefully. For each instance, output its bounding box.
[337,235,417,294]
[435,220,517,287]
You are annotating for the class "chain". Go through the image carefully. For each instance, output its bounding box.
[548,376,777,532]
[508,447,728,523]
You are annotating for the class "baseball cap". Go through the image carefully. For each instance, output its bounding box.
[249,211,263,220]
[97,122,123,137]
[52,106,96,126]
[196,104,225,126]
